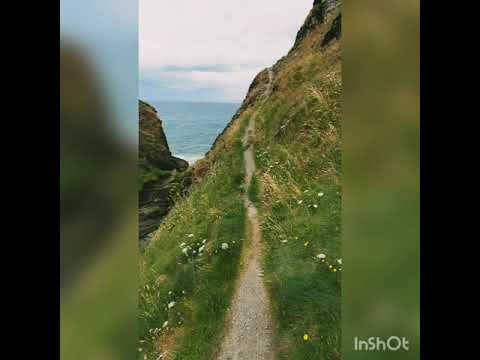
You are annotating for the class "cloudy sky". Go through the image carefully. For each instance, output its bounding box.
[140,0,313,103]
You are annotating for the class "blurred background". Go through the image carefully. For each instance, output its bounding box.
[60,1,137,359]
[343,0,420,359]
[60,0,419,359]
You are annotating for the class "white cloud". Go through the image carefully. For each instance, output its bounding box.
[140,0,313,101]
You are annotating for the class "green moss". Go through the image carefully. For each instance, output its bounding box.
[138,163,171,191]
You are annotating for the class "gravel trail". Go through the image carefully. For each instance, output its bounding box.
[216,68,275,360]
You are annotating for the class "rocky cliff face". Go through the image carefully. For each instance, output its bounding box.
[293,0,339,48]
[139,100,189,245]
[139,100,188,171]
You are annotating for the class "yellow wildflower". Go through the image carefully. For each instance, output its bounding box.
[303,334,309,341]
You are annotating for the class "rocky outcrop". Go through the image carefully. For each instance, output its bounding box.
[139,100,188,171]
[292,0,340,49]
[321,13,341,47]
[139,100,189,246]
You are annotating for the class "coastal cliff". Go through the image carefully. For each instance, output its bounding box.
[138,100,189,244]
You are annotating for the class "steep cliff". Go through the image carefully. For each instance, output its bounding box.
[138,100,189,244]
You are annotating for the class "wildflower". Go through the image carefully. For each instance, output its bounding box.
[162,321,169,328]
[221,243,229,250]
[182,248,189,255]
[298,200,303,204]
[303,334,309,341]
[318,192,324,197]
[281,240,288,243]
[202,239,207,244]
[333,268,337,272]
[168,291,172,295]
[179,242,186,248]
[316,253,326,260]
[329,265,333,269]
[187,233,194,238]
[198,245,205,252]
[168,301,176,309]
[304,241,309,247]
[313,204,318,208]
[337,259,342,265]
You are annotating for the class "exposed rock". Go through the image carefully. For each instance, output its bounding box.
[321,13,341,47]
[292,0,340,49]
[139,100,188,171]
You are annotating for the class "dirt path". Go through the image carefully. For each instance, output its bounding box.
[217,68,274,360]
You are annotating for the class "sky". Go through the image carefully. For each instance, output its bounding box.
[140,0,314,103]
[61,0,138,143]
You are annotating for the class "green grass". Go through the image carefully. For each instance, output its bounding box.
[251,24,342,358]
[138,163,171,192]
[247,174,260,207]
[138,115,249,360]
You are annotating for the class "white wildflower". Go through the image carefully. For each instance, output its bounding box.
[162,321,169,328]
[298,200,303,204]
[313,204,318,208]
[199,245,205,252]
[337,259,342,265]
[317,253,326,260]
[187,233,194,238]
[202,239,207,244]
[318,192,324,197]
[179,242,186,248]
[168,301,176,309]
[221,243,229,250]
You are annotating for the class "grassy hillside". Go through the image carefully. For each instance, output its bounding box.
[138,1,342,359]
[138,114,251,359]
[255,3,342,358]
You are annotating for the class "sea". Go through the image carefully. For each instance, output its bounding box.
[150,101,240,164]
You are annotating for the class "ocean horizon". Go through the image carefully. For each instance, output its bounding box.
[150,101,240,164]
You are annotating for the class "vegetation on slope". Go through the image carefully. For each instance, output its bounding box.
[138,115,251,360]
[254,3,342,359]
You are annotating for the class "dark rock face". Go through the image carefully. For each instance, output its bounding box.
[139,100,189,246]
[321,13,341,47]
[139,100,188,171]
[292,0,339,49]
